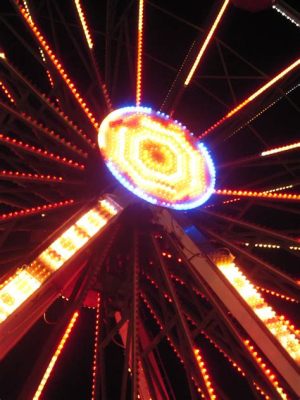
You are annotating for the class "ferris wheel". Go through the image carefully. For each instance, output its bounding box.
[0,0,299,399]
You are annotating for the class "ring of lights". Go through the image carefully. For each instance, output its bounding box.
[98,107,216,210]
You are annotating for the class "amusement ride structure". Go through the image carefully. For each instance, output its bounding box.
[0,0,299,398]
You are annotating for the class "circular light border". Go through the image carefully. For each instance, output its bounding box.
[99,106,216,210]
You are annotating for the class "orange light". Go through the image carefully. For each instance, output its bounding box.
[98,107,215,209]
[0,170,63,182]
[194,348,217,400]
[244,340,289,400]
[184,0,230,86]
[261,141,300,157]
[33,311,79,400]
[136,0,144,106]
[200,59,300,138]
[0,133,85,169]
[0,197,122,323]
[214,188,300,202]
[0,80,15,104]
[0,199,74,222]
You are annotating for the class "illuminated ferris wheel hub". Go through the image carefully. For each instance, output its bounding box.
[98,106,216,210]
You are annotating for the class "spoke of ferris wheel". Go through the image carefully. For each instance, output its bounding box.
[203,208,300,249]
[155,211,300,396]
[197,224,299,300]
[0,199,76,223]
[199,58,300,139]
[136,0,145,106]
[32,311,80,400]
[13,1,100,131]
[141,290,217,399]
[26,225,120,400]
[0,133,85,171]
[91,293,100,400]
[132,229,140,400]
[143,277,287,400]
[224,83,300,141]
[219,141,300,169]
[151,235,217,399]
[115,311,155,400]
[0,79,16,104]
[183,304,290,400]
[214,188,300,202]
[1,56,95,152]
[0,195,123,360]
[0,170,65,183]
[184,0,230,87]
[160,0,230,115]
[73,0,112,112]
[0,100,88,159]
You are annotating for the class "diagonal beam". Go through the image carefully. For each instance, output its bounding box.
[199,59,300,139]
[0,195,123,359]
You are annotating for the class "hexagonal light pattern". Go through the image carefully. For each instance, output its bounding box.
[98,107,216,210]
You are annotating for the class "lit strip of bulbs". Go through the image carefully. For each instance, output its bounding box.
[244,339,289,400]
[184,0,230,86]
[273,4,300,28]
[136,0,144,106]
[200,59,300,138]
[0,197,121,324]
[194,348,217,400]
[0,80,15,104]
[261,141,300,157]
[74,0,93,49]
[214,259,300,363]
[33,311,79,400]
[91,293,101,400]
[214,189,300,201]
[16,1,99,129]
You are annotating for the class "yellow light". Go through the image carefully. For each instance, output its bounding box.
[261,141,300,157]
[0,197,122,323]
[74,0,93,49]
[213,257,300,364]
[184,0,230,86]
[98,107,215,210]
[0,270,41,323]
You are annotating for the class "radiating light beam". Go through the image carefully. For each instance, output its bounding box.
[0,133,85,170]
[0,199,74,222]
[136,0,144,106]
[74,0,93,49]
[244,339,289,400]
[261,141,300,157]
[0,170,63,182]
[91,293,100,400]
[0,80,15,104]
[194,348,217,400]
[200,58,300,138]
[33,311,79,400]
[184,0,230,86]
[73,0,112,111]
[214,188,300,202]
[15,2,99,129]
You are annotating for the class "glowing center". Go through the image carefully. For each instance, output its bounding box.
[98,107,216,210]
